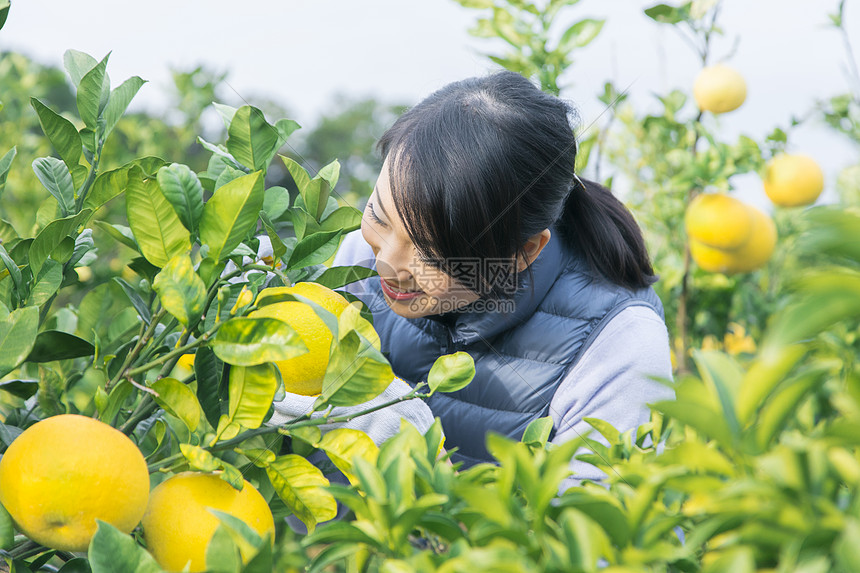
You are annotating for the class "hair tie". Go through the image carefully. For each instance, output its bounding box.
[572,173,586,192]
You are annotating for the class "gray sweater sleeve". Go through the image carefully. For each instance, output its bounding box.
[549,305,674,490]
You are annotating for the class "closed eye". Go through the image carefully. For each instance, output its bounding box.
[367,202,387,227]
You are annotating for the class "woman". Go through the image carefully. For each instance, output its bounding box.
[329,70,673,480]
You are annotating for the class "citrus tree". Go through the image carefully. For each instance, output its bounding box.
[0,50,475,571]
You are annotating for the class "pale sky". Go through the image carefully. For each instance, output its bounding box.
[2,0,858,207]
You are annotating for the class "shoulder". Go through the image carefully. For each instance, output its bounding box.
[549,304,674,429]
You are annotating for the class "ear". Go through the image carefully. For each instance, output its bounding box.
[516,229,552,272]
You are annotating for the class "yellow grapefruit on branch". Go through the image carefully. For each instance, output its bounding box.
[142,472,275,572]
[250,282,379,396]
[690,205,777,274]
[693,64,747,114]
[0,414,150,551]
[685,193,754,250]
[763,153,825,207]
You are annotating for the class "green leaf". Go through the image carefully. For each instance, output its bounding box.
[766,270,860,349]
[280,155,310,193]
[0,500,13,550]
[88,521,162,573]
[29,209,92,277]
[95,221,139,253]
[152,254,207,326]
[103,76,146,138]
[654,399,733,445]
[0,379,38,400]
[287,230,342,270]
[736,345,806,425]
[0,219,19,247]
[33,157,76,217]
[317,428,379,484]
[206,510,270,569]
[27,259,62,306]
[0,243,23,300]
[521,416,553,447]
[224,363,279,431]
[259,212,287,263]
[0,0,9,33]
[226,106,283,172]
[427,351,475,393]
[179,443,222,471]
[157,163,205,234]
[199,171,264,261]
[274,118,301,143]
[84,157,168,210]
[205,525,242,573]
[835,518,860,572]
[558,18,605,52]
[77,53,110,130]
[150,377,201,432]
[113,277,151,324]
[262,186,290,220]
[31,98,82,170]
[0,421,23,446]
[0,146,16,197]
[802,207,860,263]
[755,370,823,449]
[125,166,191,268]
[301,177,331,221]
[266,454,337,532]
[195,345,225,429]
[701,546,755,573]
[691,350,742,436]
[0,306,39,377]
[313,266,377,290]
[27,330,93,363]
[644,3,687,24]
[58,558,92,573]
[316,330,393,408]
[64,49,98,88]
[212,316,307,366]
[320,206,362,233]
[289,207,320,241]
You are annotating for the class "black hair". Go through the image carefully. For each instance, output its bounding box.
[376,70,655,299]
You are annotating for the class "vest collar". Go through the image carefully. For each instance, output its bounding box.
[424,231,568,346]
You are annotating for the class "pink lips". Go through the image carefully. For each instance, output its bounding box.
[380,278,424,301]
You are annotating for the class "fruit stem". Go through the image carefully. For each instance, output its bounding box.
[147,385,432,472]
[676,111,706,375]
[107,307,167,391]
[124,322,222,379]
[120,395,158,435]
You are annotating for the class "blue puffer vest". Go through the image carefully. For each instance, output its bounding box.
[352,233,664,467]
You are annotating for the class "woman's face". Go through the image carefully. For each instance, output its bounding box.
[360,158,480,319]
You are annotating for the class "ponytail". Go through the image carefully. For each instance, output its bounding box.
[558,177,656,290]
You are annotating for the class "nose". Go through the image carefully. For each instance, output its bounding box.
[374,247,416,284]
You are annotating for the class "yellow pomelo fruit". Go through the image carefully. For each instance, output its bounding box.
[251,282,379,396]
[763,153,825,207]
[693,64,747,114]
[690,206,777,274]
[142,472,275,572]
[685,193,754,250]
[0,414,149,551]
[176,353,196,371]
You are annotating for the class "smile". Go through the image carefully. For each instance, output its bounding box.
[380,278,424,301]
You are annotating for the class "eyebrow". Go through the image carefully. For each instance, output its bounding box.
[372,185,393,221]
